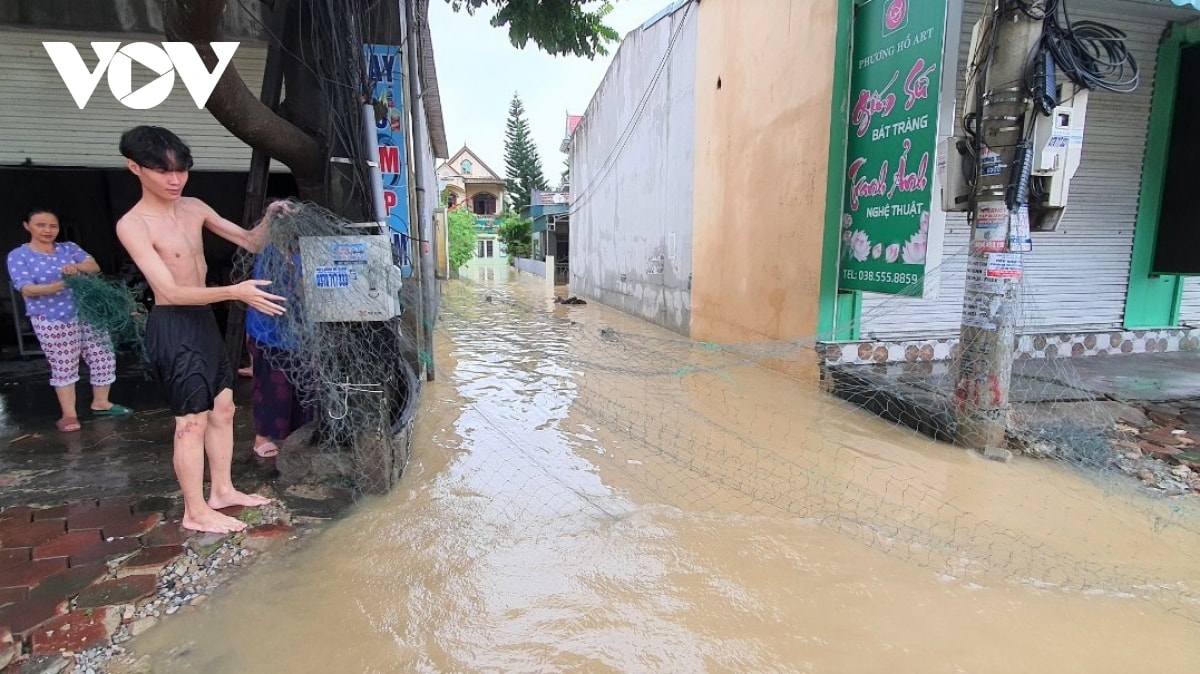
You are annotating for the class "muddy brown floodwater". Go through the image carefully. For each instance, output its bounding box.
[136,273,1200,673]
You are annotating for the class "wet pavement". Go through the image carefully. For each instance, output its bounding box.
[0,361,302,672]
[125,271,1200,673]
[0,363,270,509]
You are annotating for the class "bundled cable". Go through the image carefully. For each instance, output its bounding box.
[1041,0,1139,93]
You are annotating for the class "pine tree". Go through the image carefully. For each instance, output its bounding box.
[504,93,548,211]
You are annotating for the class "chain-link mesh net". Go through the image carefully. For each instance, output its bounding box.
[431,255,1200,625]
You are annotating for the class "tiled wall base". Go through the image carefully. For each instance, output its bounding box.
[818,328,1199,366]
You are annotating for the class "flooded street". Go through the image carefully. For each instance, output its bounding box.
[136,273,1200,672]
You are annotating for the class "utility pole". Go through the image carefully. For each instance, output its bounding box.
[405,0,438,382]
[954,1,1045,450]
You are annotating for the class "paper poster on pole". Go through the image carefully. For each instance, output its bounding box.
[972,201,1008,253]
[1008,205,1032,252]
[962,294,1000,330]
[838,0,956,297]
[965,257,1002,295]
[985,252,1023,279]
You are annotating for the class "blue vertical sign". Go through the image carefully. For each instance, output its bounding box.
[364,44,412,275]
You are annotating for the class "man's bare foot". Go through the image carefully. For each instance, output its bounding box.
[182,506,247,534]
[208,489,272,510]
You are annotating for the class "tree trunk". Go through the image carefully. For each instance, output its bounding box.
[163,0,326,202]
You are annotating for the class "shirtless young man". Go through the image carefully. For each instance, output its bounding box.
[116,125,288,534]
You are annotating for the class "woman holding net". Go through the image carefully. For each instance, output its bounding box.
[245,234,312,458]
[7,208,133,432]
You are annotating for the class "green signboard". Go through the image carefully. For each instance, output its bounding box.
[839,0,948,296]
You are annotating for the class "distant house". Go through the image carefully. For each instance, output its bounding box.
[521,189,570,284]
[437,146,508,274]
[560,114,584,155]
[437,146,505,219]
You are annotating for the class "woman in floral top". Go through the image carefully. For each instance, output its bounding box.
[7,208,132,431]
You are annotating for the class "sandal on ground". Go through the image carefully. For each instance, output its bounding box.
[92,404,133,418]
[253,441,279,458]
[56,417,81,432]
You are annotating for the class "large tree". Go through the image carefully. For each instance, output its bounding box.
[504,93,548,211]
[164,0,617,206]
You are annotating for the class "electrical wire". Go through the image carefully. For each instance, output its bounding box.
[1041,0,1139,94]
[567,0,695,216]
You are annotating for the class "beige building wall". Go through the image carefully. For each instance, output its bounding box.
[690,0,839,345]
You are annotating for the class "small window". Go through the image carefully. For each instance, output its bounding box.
[446,193,458,208]
[477,240,485,258]
[461,159,473,175]
[485,240,494,258]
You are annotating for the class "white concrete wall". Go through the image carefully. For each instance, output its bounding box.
[514,257,547,278]
[569,3,697,335]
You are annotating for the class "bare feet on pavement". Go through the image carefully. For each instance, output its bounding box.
[182,506,247,534]
[208,489,272,510]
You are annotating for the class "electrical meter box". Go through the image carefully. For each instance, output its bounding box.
[298,234,403,322]
[1031,85,1088,208]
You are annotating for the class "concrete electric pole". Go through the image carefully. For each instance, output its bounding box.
[954,1,1045,450]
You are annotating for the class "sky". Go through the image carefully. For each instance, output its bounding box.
[427,0,669,185]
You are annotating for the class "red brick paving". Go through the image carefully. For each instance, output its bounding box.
[31,530,103,561]
[140,521,192,548]
[67,537,140,567]
[102,511,163,540]
[75,575,157,609]
[66,504,133,532]
[0,507,32,524]
[0,596,68,640]
[246,523,293,541]
[117,545,184,577]
[29,609,114,656]
[0,549,30,572]
[28,565,106,603]
[0,559,68,591]
[0,519,66,549]
[0,499,279,671]
[30,506,67,521]
[0,587,27,607]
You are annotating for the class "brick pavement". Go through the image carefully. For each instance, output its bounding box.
[0,498,292,670]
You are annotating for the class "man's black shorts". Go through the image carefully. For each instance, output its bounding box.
[145,305,233,416]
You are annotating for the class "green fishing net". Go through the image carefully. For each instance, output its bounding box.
[63,274,148,358]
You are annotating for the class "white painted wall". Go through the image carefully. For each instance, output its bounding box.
[569,3,697,335]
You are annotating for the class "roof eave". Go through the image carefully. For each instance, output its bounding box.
[418,0,449,159]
